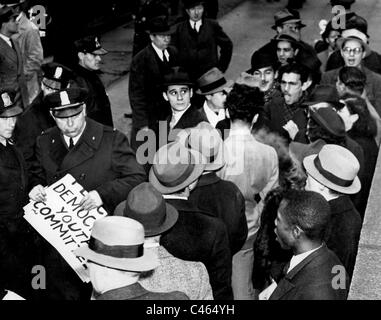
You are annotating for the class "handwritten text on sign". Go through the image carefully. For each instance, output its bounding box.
[24,174,107,282]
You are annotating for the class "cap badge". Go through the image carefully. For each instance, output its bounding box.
[60,91,71,105]
[1,93,12,107]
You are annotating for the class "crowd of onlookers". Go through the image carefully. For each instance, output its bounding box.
[0,0,378,300]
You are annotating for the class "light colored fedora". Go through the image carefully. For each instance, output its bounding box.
[114,182,178,237]
[196,67,234,95]
[303,144,361,194]
[149,141,207,194]
[73,216,159,272]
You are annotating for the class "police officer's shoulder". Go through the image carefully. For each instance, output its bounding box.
[40,126,57,136]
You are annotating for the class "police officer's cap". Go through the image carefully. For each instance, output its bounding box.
[45,88,88,119]
[42,62,74,91]
[74,36,108,55]
[0,90,23,118]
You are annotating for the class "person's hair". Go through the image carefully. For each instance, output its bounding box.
[277,39,299,52]
[280,189,331,241]
[278,62,310,84]
[307,116,346,145]
[339,93,377,137]
[338,66,366,95]
[225,83,264,123]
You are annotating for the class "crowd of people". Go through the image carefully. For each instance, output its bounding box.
[0,0,378,300]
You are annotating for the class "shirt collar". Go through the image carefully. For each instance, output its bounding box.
[203,102,226,127]
[287,243,323,274]
[170,104,192,127]
[63,122,86,148]
[190,19,202,31]
[151,42,169,61]
[0,33,12,47]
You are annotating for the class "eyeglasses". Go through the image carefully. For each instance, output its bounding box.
[342,47,363,55]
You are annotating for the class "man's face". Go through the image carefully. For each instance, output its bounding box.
[53,107,87,138]
[3,16,19,35]
[277,41,296,66]
[163,85,193,112]
[252,66,275,92]
[278,23,301,38]
[80,52,102,71]
[150,34,171,50]
[206,90,227,110]
[0,116,17,144]
[186,4,204,22]
[274,201,294,250]
[281,72,304,105]
[341,39,365,68]
[326,30,340,50]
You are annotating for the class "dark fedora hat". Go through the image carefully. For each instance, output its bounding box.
[147,15,176,35]
[44,88,88,118]
[0,5,17,23]
[0,90,22,118]
[274,32,301,47]
[163,66,194,88]
[271,8,306,30]
[196,67,233,95]
[248,51,277,74]
[114,182,178,237]
[305,85,343,107]
[183,0,205,9]
[309,105,346,137]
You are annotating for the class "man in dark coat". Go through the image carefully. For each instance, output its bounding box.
[149,141,233,300]
[0,90,39,300]
[73,35,113,127]
[0,6,28,109]
[14,62,74,170]
[304,144,362,282]
[28,88,146,300]
[171,0,232,81]
[129,15,178,151]
[269,189,348,300]
[186,122,248,255]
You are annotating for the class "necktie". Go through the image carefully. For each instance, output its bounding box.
[162,50,168,64]
[193,21,197,32]
[69,138,74,150]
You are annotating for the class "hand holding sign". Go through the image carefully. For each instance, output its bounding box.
[78,190,103,211]
[29,184,47,202]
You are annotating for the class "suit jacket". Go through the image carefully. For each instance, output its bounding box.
[321,66,381,116]
[189,172,248,254]
[269,245,348,300]
[172,18,233,80]
[12,13,43,104]
[73,65,113,127]
[129,44,178,129]
[30,118,146,214]
[0,36,28,108]
[139,245,213,300]
[160,198,233,300]
[325,196,362,281]
[96,282,188,300]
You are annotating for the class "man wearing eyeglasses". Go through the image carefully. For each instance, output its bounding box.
[73,36,113,127]
[321,29,381,116]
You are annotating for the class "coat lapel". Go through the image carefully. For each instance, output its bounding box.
[0,37,17,63]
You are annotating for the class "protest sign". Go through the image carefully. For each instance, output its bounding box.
[23,174,108,282]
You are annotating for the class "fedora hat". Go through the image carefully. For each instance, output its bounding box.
[0,5,17,24]
[114,182,178,237]
[309,105,346,137]
[44,88,87,118]
[149,142,206,194]
[304,85,343,108]
[0,91,22,118]
[303,144,361,194]
[271,8,306,30]
[163,66,194,88]
[274,32,301,47]
[147,15,176,35]
[183,0,205,9]
[183,122,225,171]
[196,67,233,95]
[336,28,371,57]
[73,216,159,272]
[248,51,276,74]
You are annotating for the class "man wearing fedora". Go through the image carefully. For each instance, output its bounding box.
[269,189,348,300]
[115,182,213,300]
[185,122,248,256]
[196,67,233,127]
[171,0,232,81]
[274,32,301,69]
[73,35,113,127]
[129,15,178,151]
[14,62,75,170]
[321,28,381,116]
[304,144,362,282]
[149,141,233,300]
[74,216,189,300]
[0,89,40,299]
[0,5,28,109]
[28,87,146,300]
